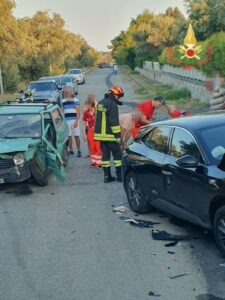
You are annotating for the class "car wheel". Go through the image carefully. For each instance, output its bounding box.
[213,205,225,257]
[29,158,48,186]
[62,145,68,167]
[125,171,152,214]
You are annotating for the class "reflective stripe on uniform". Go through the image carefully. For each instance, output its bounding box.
[102,111,106,134]
[111,125,121,134]
[94,133,116,141]
[114,160,122,167]
[102,161,110,167]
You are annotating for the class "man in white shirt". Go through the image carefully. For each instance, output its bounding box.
[61,86,81,157]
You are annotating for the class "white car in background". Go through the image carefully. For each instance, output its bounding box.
[68,68,85,84]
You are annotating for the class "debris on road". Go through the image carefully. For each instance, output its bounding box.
[123,218,160,228]
[164,241,178,247]
[219,263,225,267]
[152,230,191,241]
[113,206,129,213]
[148,291,161,297]
[169,273,189,279]
[168,251,175,255]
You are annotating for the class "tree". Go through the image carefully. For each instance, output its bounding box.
[185,0,225,40]
[111,7,186,68]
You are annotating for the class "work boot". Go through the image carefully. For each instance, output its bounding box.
[116,166,122,183]
[103,167,116,184]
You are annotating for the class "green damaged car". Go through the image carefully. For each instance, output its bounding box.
[0,103,69,186]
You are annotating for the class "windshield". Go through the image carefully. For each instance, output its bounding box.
[69,69,81,75]
[62,76,72,84]
[0,114,42,138]
[40,77,60,86]
[28,82,56,91]
[201,124,225,163]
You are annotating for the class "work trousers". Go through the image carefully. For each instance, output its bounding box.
[88,128,102,166]
[100,141,122,169]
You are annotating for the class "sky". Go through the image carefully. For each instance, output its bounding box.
[14,0,186,51]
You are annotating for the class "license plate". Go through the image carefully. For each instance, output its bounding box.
[0,178,5,184]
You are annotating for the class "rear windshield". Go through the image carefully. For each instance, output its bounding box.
[69,69,81,75]
[61,76,72,84]
[28,82,56,91]
[40,77,59,84]
[0,114,41,138]
[201,124,225,162]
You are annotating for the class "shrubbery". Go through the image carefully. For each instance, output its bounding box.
[159,32,225,77]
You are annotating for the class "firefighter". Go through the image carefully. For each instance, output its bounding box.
[94,85,124,183]
[167,105,191,118]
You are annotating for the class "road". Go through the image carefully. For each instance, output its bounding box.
[0,69,225,300]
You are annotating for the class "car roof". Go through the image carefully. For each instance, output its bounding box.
[153,111,225,131]
[28,80,56,84]
[40,76,59,80]
[0,103,56,114]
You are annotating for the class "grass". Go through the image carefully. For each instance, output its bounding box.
[0,94,17,103]
[122,66,208,112]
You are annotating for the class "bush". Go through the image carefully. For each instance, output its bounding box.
[2,64,20,92]
[159,32,225,76]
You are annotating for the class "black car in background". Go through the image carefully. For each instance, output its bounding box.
[27,80,62,105]
[39,76,62,88]
[122,113,225,256]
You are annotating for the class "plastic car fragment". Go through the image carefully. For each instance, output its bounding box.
[152,230,191,241]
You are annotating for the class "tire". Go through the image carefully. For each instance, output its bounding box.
[125,171,152,214]
[29,158,48,186]
[213,205,225,257]
[62,145,68,167]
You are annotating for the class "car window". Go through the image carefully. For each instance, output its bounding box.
[44,113,56,146]
[52,109,63,129]
[62,76,72,84]
[0,114,41,138]
[201,124,225,163]
[69,69,81,75]
[28,82,56,91]
[169,128,202,160]
[142,126,170,154]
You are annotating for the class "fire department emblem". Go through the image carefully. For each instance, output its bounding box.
[179,23,202,60]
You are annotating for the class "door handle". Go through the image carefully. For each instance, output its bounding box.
[162,170,173,176]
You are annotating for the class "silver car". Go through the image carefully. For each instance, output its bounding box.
[60,75,78,95]
[67,69,85,85]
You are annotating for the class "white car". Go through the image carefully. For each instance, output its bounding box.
[68,69,85,85]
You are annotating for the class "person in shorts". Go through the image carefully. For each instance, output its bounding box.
[61,86,81,157]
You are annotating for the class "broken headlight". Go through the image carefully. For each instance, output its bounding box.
[13,153,25,166]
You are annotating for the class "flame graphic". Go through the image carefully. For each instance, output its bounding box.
[184,23,197,46]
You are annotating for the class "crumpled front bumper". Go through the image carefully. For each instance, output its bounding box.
[0,163,31,184]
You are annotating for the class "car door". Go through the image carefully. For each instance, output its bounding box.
[131,126,171,201]
[162,127,210,221]
[42,112,65,182]
[51,108,68,153]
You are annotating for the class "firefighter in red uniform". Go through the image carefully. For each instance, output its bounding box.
[83,97,102,168]
[135,96,165,128]
[94,86,124,183]
[168,105,191,118]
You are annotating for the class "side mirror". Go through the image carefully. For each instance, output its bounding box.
[176,155,199,168]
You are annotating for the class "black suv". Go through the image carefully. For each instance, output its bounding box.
[122,112,225,256]
[26,80,62,105]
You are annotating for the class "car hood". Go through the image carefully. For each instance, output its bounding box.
[0,138,41,154]
[33,90,56,99]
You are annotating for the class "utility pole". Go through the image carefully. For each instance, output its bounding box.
[0,66,3,95]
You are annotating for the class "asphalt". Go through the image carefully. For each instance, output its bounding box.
[0,69,225,300]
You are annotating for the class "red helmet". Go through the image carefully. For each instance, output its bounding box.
[109,85,124,98]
